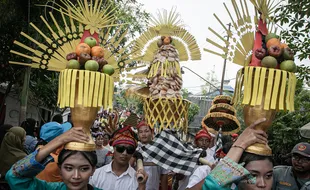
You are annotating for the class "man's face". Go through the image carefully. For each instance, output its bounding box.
[113,143,135,166]
[138,125,153,144]
[196,137,210,149]
[292,153,310,173]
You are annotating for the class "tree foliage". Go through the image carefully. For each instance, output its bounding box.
[181,88,200,124]
[269,79,310,164]
[274,0,310,61]
[114,88,144,115]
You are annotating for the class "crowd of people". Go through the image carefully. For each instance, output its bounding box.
[0,114,309,190]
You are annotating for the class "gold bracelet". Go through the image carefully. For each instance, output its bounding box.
[232,145,245,151]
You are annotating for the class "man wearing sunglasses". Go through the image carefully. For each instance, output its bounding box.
[90,126,148,190]
[273,142,310,190]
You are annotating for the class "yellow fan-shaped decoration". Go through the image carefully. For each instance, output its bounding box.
[44,0,120,34]
[9,1,135,81]
[204,0,279,67]
[131,7,201,63]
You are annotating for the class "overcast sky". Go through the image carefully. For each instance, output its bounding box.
[136,0,310,94]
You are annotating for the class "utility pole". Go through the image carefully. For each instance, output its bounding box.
[220,23,231,95]
[19,0,31,124]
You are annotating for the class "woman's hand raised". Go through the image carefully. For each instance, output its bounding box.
[233,118,268,150]
[35,127,89,163]
[58,127,90,144]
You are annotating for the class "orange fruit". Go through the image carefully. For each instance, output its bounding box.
[91,46,105,58]
[76,43,91,56]
[266,38,281,49]
[280,43,288,49]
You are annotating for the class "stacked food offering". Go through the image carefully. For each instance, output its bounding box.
[202,95,240,135]
[204,0,297,156]
[9,0,134,151]
[128,9,201,132]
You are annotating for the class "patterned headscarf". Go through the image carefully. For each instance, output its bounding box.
[195,128,211,141]
[136,121,153,131]
[110,126,138,147]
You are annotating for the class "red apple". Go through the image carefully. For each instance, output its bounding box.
[255,48,266,60]
[268,45,282,58]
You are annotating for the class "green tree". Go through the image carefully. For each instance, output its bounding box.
[181,88,200,124]
[114,87,143,114]
[274,0,310,61]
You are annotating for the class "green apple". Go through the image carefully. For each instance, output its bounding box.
[261,56,278,68]
[85,60,99,71]
[280,60,296,72]
[265,33,279,42]
[102,64,115,76]
[67,59,80,69]
[84,37,97,48]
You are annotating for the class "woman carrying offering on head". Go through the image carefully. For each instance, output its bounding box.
[189,118,274,190]
[5,127,102,190]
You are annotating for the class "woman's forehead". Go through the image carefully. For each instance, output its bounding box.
[245,159,273,173]
[62,153,91,165]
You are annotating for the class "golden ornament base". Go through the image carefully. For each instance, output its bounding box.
[65,141,96,151]
[246,143,272,156]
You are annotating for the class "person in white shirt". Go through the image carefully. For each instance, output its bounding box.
[186,165,211,189]
[132,121,168,190]
[177,129,215,190]
[90,126,148,190]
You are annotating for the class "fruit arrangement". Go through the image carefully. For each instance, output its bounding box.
[254,33,296,72]
[66,36,115,76]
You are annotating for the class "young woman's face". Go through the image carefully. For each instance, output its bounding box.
[102,135,109,146]
[95,135,104,146]
[60,153,95,190]
[238,159,273,190]
[138,125,153,144]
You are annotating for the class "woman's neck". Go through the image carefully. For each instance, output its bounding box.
[112,161,129,176]
[68,184,89,190]
[96,145,104,149]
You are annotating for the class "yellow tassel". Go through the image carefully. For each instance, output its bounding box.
[98,74,106,107]
[108,76,114,109]
[290,74,296,111]
[250,67,261,106]
[59,71,65,108]
[78,70,84,105]
[243,66,252,104]
[84,71,90,107]
[64,70,70,106]
[264,69,275,110]
[70,70,77,107]
[103,75,110,109]
[93,72,100,107]
[270,70,281,110]
[278,71,287,110]
[256,67,266,105]
[58,71,62,106]
[88,71,96,107]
